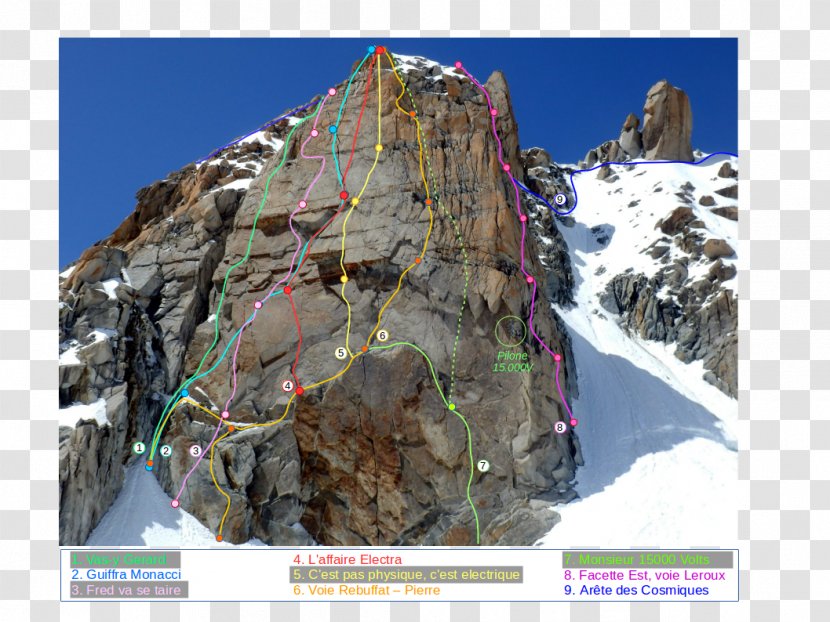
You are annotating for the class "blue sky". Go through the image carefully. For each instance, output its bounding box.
[60,38,736,266]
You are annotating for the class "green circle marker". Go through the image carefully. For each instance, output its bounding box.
[494,315,527,348]
[448,403,456,411]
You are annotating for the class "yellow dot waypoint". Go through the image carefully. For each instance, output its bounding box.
[375,144,383,152]
[340,275,348,283]
[351,197,360,206]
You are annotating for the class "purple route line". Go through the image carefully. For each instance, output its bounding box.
[459,62,577,429]
[196,101,317,164]
[174,91,337,500]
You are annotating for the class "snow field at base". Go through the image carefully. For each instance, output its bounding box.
[538,154,738,548]
[86,461,267,547]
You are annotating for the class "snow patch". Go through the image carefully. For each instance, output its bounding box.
[86,462,267,547]
[59,398,109,428]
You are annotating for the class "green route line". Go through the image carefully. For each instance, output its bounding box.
[332,52,373,186]
[148,104,321,459]
[388,54,471,402]
[369,341,480,544]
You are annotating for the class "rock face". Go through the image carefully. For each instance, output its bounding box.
[618,113,643,158]
[641,80,694,161]
[59,57,580,546]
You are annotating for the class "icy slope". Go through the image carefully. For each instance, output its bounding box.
[538,155,738,547]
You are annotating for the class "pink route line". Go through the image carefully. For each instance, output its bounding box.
[459,63,577,427]
[174,90,337,502]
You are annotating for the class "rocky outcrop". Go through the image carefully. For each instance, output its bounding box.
[580,79,694,168]
[641,80,694,161]
[599,267,737,397]
[59,58,580,546]
[618,113,643,158]
[58,124,285,544]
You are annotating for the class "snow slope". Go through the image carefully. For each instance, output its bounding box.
[538,155,738,547]
[86,461,266,547]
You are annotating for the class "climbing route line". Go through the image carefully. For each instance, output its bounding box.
[173,89,336,500]
[458,62,577,428]
[196,100,317,164]
[386,52,471,403]
[150,46,494,545]
[516,151,740,216]
[148,105,320,461]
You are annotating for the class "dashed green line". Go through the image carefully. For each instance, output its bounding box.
[394,65,471,402]
[370,341,480,544]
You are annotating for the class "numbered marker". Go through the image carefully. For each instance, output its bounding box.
[282,380,295,392]
[160,445,172,458]
[335,346,348,360]
[132,441,146,455]
[377,329,389,342]
[189,445,202,458]
[554,193,567,207]
[554,421,568,434]
[477,459,490,473]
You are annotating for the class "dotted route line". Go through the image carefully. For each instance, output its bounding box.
[457,62,578,428]
[386,53,471,403]
[152,46,483,544]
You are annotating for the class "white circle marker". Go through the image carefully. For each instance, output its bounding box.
[554,421,568,434]
[132,442,146,455]
[335,346,348,360]
[477,459,490,473]
[160,445,172,458]
[377,329,389,342]
[282,380,295,392]
[189,445,202,458]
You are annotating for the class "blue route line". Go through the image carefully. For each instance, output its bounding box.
[332,52,373,186]
[196,102,317,164]
[515,151,739,216]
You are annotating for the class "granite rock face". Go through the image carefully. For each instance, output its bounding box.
[641,80,694,161]
[59,57,580,546]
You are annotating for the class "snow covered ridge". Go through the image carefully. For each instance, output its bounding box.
[391,53,460,79]
[524,147,738,396]
[197,127,288,194]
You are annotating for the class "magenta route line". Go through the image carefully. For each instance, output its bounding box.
[173,90,338,501]
[262,92,332,301]
[460,62,577,428]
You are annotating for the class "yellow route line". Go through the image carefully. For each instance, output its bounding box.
[207,50,454,541]
[339,54,384,356]
[364,53,435,346]
[209,428,232,537]
[181,397,229,423]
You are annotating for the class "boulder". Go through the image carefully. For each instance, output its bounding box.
[703,238,735,260]
[658,206,695,235]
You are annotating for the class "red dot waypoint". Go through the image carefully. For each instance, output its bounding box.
[283,286,292,294]
[296,386,305,396]
[375,46,386,55]
[340,191,349,200]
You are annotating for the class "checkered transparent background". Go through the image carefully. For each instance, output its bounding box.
[0,0,823,620]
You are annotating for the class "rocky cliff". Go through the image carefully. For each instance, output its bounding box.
[59,54,580,546]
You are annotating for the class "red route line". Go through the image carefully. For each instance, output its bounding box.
[342,54,377,184]
[287,290,303,388]
[284,56,375,384]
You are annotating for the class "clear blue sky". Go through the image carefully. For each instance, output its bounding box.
[60,38,736,266]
